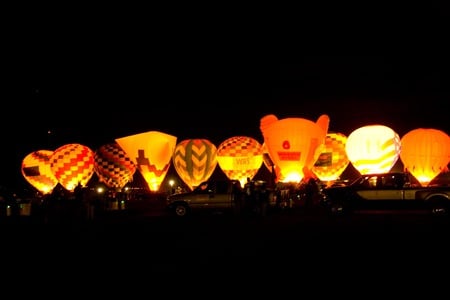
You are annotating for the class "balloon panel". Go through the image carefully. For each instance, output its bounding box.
[172,139,217,191]
[50,143,95,191]
[21,150,58,194]
[346,125,401,175]
[400,128,450,186]
[115,131,177,192]
[94,143,137,189]
[217,136,263,187]
[312,132,350,182]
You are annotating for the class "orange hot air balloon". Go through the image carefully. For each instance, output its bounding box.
[21,150,59,195]
[312,132,350,184]
[346,124,401,175]
[216,136,264,187]
[172,139,217,191]
[50,143,95,191]
[260,114,329,183]
[94,143,137,190]
[400,128,450,186]
[115,131,177,192]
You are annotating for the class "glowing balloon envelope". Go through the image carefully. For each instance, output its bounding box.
[312,132,350,183]
[94,143,137,189]
[172,139,217,191]
[400,128,450,186]
[260,114,329,183]
[345,124,401,175]
[50,143,95,191]
[115,131,177,192]
[216,136,264,187]
[21,150,59,195]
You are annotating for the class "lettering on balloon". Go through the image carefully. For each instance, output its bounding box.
[277,151,301,161]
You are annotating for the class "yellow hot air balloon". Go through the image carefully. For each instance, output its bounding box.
[400,128,450,186]
[50,143,95,191]
[260,114,329,183]
[115,131,177,192]
[94,143,137,189]
[21,150,59,195]
[172,139,218,191]
[216,136,264,187]
[312,132,350,184]
[345,124,401,175]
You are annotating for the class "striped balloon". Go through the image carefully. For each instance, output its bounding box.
[94,143,136,189]
[172,139,217,191]
[217,136,263,187]
[21,150,59,195]
[346,125,401,175]
[50,143,95,191]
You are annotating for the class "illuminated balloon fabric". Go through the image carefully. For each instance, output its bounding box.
[94,143,137,189]
[115,131,177,192]
[345,125,401,175]
[216,136,264,187]
[400,128,450,186]
[50,143,95,191]
[260,114,329,183]
[21,150,58,195]
[312,132,350,182]
[261,142,282,182]
[172,139,217,191]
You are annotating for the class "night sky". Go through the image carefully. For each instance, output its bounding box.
[4,58,450,191]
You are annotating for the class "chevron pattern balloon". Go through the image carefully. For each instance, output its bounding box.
[50,143,95,191]
[21,150,59,195]
[172,139,217,191]
[94,143,136,189]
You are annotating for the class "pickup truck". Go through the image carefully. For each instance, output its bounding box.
[166,179,275,217]
[321,172,450,216]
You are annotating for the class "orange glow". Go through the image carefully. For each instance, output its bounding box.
[216,136,263,187]
[115,131,177,192]
[172,139,217,191]
[50,143,95,191]
[94,143,136,189]
[312,132,350,183]
[260,114,329,183]
[346,125,401,175]
[21,150,58,195]
[400,128,450,186]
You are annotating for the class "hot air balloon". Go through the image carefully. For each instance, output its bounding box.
[400,128,450,186]
[312,132,350,185]
[345,124,401,175]
[50,143,95,191]
[115,131,177,192]
[172,139,217,191]
[94,143,137,190]
[260,114,329,183]
[21,150,59,195]
[216,136,264,187]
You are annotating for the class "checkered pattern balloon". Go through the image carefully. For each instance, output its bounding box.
[312,132,349,181]
[21,150,59,195]
[50,143,95,191]
[94,143,136,189]
[217,136,263,187]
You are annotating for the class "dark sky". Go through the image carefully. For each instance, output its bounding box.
[4,58,450,190]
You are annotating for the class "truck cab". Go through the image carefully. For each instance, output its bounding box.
[166,180,242,217]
